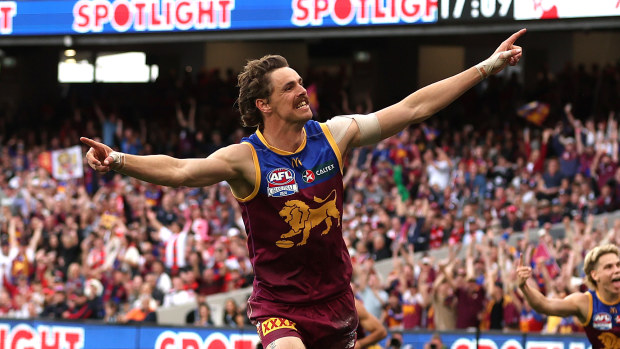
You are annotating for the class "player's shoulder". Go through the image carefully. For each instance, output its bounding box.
[566,290,591,302]
[212,143,253,157]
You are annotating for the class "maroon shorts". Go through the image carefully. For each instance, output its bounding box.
[248,290,358,349]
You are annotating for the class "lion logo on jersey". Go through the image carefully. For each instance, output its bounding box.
[278,189,340,247]
[598,332,619,348]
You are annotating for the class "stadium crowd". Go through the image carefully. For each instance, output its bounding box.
[0,58,619,337]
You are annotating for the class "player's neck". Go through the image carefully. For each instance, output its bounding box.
[260,122,306,153]
[597,287,620,304]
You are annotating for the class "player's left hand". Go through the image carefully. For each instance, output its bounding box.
[475,28,526,78]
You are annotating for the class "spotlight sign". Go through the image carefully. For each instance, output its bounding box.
[0,0,438,36]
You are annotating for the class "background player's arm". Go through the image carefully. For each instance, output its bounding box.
[517,265,589,322]
[81,137,253,189]
[355,299,387,349]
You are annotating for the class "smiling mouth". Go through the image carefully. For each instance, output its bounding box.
[295,100,309,109]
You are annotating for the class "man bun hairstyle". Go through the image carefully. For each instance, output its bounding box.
[237,55,289,128]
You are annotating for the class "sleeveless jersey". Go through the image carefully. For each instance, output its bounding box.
[583,290,620,348]
[237,120,352,305]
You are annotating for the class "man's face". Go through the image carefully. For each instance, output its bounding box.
[263,67,311,123]
[593,253,620,293]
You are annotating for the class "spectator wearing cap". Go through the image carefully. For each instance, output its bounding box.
[147,209,191,275]
[501,204,524,232]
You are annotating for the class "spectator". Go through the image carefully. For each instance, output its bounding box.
[194,302,214,326]
[162,275,196,308]
[103,300,121,323]
[146,209,192,274]
[62,289,100,320]
[122,293,156,323]
[424,333,447,349]
[221,298,244,328]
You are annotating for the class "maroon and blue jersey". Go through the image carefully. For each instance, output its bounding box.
[237,120,352,305]
[582,290,620,348]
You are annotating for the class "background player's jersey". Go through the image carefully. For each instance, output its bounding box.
[582,290,620,348]
[238,120,352,305]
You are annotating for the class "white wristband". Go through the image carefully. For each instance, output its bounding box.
[475,50,512,79]
[108,151,126,170]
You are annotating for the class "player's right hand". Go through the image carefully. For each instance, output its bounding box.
[80,137,115,173]
[516,265,532,288]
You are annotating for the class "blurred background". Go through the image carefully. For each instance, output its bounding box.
[0,1,619,348]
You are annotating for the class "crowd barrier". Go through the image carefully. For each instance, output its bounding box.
[0,319,590,349]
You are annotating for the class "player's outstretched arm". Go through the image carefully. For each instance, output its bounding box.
[516,264,588,322]
[374,29,525,141]
[354,299,387,349]
[80,137,251,188]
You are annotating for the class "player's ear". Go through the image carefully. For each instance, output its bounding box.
[591,270,598,284]
[256,99,271,113]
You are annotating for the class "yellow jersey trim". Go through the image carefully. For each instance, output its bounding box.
[233,142,260,202]
[581,291,593,327]
[320,123,343,174]
[256,128,307,155]
[596,290,620,306]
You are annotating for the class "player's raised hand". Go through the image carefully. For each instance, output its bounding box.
[475,28,526,78]
[516,252,533,288]
[80,137,117,173]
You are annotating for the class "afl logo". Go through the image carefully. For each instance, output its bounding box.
[268,168,295,185]
[302,170,315,183]
[593,312,612,330]
[267,168,298,197]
